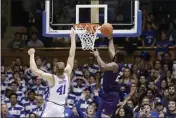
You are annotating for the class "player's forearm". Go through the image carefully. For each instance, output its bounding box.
[108,38,115,59]
[96,55,106,68]
[67,36,76,67]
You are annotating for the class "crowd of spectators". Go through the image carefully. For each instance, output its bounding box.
[1,0,176,118]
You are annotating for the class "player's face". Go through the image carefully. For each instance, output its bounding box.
[1,104,8,115]
[56,62,65,74]
[168,101,176,111]
[87,105,95,115]
[118,108,125,116]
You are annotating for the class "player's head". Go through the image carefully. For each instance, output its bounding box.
[55,62,65,75]
[112,50,125,64]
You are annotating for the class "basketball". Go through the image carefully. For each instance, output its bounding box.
[100,23,113,37]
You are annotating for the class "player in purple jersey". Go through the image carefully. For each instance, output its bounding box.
[91,37,136,116]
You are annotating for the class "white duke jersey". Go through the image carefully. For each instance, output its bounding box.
[48,73,69,105]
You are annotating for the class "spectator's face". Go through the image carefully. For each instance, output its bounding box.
[31,34,37,41]
[35,77,42,85]
[163,89,169,98]
[13,72,20,79]
[169,86,175,95]
[73,60,78,69]
[84,70,90,78]
[168,101,176,112]
[36,96,43,107]
[36,58,42,66]
[149,14,154,21]
[146,90,153,98]
[120,86,126,92]
[84,90,90,99]
[148,82,155,90]
[146,24,152,30]
[150,69,155,77]
[154,70,160,78]
[87,105,95,115]
[135,56,141,63]
[89,76,95,84]
[88,57,94,65]
[163,53,170,61]
[15,34,21,40]
[52,58,58,66]
[10,95,17,105]
[127,100,134,108]
[1,104,8,115]
[95,72,101,79]
[154,61,161,70]
[29,114,36,118]
[161,33,167,40]
[142,98,149,105]
[124,68,130,78]
[28,92,35,101]
[163,64,168,71]
[15,58,21,65]
[132,64,138,72]
[143,105,151,114]
[1,73,6,82]
[118,108,125,117]
[161,80,167,88]
[139,76,146,84]
[166,71,171,78]
[13,66,20,71]
[11,83,18,91]
[138,86,145,93]
[76,79,82,86]
[156,104,164,111]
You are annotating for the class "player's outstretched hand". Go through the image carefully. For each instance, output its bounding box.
[28,48,35,55]
[70,27,75,39]
[90,49,99,57]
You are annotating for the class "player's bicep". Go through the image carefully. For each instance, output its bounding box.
[38,70,54,86]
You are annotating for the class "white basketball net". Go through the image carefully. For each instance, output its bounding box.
[74,24,99,50]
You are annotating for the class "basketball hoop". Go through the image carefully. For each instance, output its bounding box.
[73,23,100,50]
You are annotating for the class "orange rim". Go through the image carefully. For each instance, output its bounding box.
[73,23,99,33]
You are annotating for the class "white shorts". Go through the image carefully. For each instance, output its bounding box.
[41,101,65,117]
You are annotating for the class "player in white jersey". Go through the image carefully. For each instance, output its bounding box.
[28,28,76,117]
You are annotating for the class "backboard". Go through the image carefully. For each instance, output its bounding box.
[42,0,142,37]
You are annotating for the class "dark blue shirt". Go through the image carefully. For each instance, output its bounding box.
[142,30,156,46]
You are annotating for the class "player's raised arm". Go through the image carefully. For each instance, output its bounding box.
[28,49,53,86]
[65,28,76,78]
[90,49,118,71]
[108,37,116,60]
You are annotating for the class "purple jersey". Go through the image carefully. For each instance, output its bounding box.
[101,64,122,115]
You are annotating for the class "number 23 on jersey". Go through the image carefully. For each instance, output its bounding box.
[56,84,66,95]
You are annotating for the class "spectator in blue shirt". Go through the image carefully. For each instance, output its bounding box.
[142,22,156,47]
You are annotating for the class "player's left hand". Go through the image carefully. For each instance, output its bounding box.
[94,90,99,96]
[90,49,99,57]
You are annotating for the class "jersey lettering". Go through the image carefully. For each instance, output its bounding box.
[56,84,66,95]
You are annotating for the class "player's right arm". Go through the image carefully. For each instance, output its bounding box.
[108,37,116,60]
[90,49,118,71]
[28,48,54,86]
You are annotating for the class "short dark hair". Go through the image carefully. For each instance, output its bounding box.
[9,93,18,99]
[27,89,36,95]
